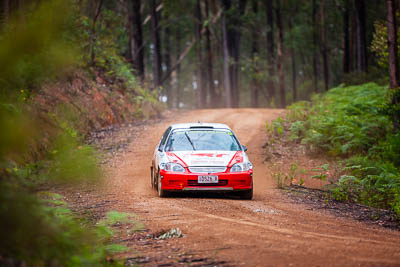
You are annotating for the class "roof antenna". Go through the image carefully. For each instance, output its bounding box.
[198,120,201,124]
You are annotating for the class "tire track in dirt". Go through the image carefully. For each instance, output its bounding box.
[103,109,400,266]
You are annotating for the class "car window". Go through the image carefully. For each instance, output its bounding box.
[158,127,171,150]
[165,130,240,151]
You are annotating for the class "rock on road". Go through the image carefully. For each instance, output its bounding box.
[103,109,400,266]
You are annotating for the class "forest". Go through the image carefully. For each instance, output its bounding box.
[0,0,394,107]
[1,0,400,266]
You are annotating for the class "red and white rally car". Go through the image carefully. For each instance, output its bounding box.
[151,123,253,199]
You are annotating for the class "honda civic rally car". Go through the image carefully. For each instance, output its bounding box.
[151,123,253,199]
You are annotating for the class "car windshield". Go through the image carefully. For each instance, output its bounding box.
[164,130,241,151]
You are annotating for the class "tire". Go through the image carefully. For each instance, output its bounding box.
[150,166,154,189]
[157,171,168,198]
[239,187,253,200]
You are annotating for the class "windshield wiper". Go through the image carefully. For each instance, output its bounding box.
[185,132,196,151]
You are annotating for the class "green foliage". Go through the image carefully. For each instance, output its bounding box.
[74,7,159,109]
[49,132,101,183]
[0,185,124,266]
[266,117,284,136]
[98,211,144,235]
[0,1,132,264]
[275,172,284,189]
[99,211,137,226]
[277,82,400,217]
[332,158,400,214]
[76,9,137,92]
[311,164,329,181]
[287,83,391,156]
[274,163,302,188]
[0,0,78,98]
[379,87,400,128]
[371,19,400,70]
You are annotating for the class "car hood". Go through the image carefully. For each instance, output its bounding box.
[172,150,237,167]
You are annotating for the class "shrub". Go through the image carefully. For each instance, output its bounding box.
[274,82,400,217]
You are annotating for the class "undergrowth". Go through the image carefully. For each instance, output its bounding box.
[0,1,148,264]
[270,83,400,218]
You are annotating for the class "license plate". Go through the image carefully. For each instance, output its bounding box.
[198,175,219,183]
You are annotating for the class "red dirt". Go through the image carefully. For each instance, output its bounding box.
[97,109,400,266]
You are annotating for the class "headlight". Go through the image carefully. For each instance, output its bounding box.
[230,162,252,172]
[161,162,185,172]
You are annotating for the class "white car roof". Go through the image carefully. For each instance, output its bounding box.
[170,122,232,130]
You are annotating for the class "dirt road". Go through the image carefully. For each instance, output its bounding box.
[103,109,400,266]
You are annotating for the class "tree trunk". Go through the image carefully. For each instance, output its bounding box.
[320,0,329,91]
[251,0,259,107]
[159,8,222,87]
[355,0,367,72]
[130,0,144,83]
[221,0,247,108]
[222,3,232,108]
[312,0,319,92]
[195,0,206,108]
[387,0,400,130]
[175,28,182,109]
[266,0,276,101]
[232,0,247,107]
[387,0,399,89]
[292,48,297,102]
[151,0,162,89]
[276,0,285,108]
[205,0,216,108]
[350,6,357,72]
[9,0,18,17]
[343,0,351,74]
[90,0,104,65]
[163,13,172,107]
[288,20,297,102]
[0,0,8,24]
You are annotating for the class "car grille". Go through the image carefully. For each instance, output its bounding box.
[187,179,228,186]
[188,166,227,173]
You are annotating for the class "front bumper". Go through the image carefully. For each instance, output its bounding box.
[159,169,253,191]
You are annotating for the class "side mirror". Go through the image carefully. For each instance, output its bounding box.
[158,146,163,152]
[242,145,248,152]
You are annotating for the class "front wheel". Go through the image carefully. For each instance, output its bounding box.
[150,166,154,189]
[157,172,168,198]
[239,187,253,200]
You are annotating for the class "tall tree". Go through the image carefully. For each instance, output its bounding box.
[230,0,247,107]
[312,0,319,92]
[205,0,217,107]
[343,0,351,74]
[129,0,144,83]
[386,0,400,130]
[221,0,232,107]
[0,0,9,24]
[221,0,247,107]
[276,0,285,107]
[89,0,104,65]
[175,27,182,109]
[386,0,399,89]
[195,0,206,108]
[355,0,368,72]
[163,13,172,107]
[265,0,275,101]
[320,0,329,91]
[251,0,259,107]
[288,20,297,102]
[150,0,162,89]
